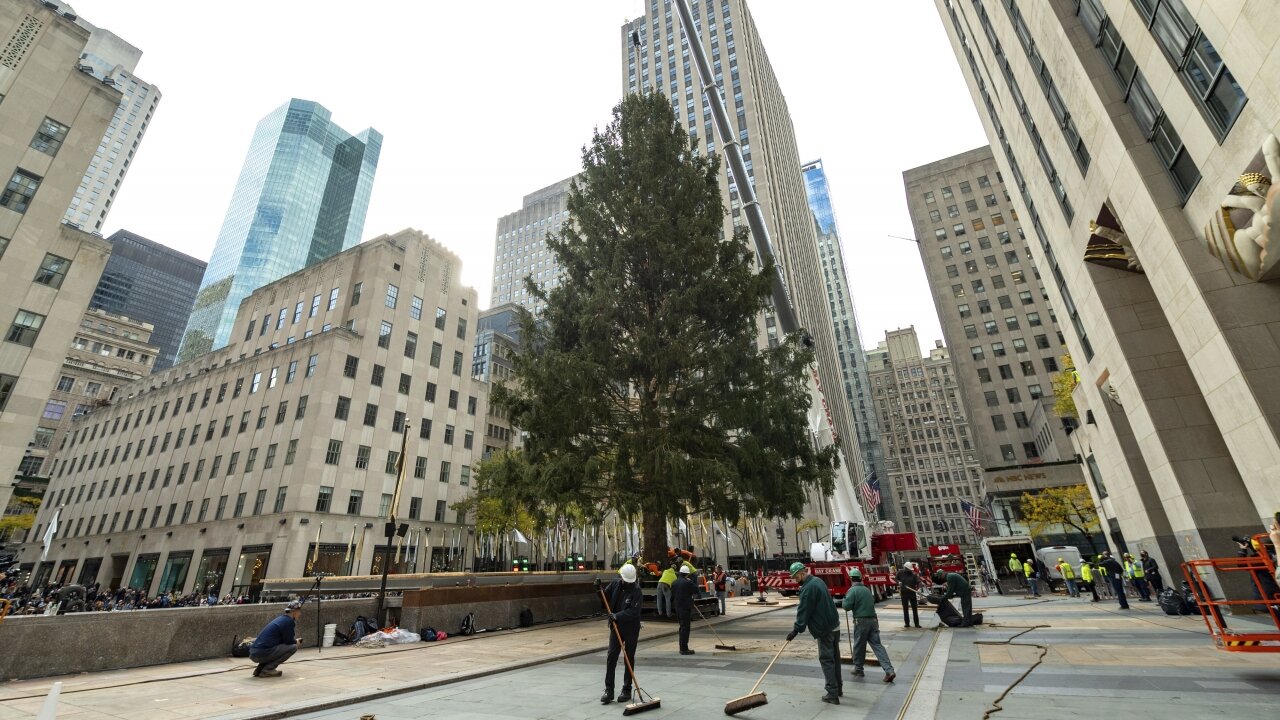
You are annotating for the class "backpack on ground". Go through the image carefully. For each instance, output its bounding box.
[460,612,476,636]
[419,627,438,641]
[231,636,254,657]
[519,608,533,628]
[1158,587,1188,616]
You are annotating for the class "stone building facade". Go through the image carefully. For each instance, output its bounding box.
[0,1,120,515]
[21,230,487,596]
[904,147,1085,531]
[935,0,1280,584]
[865,328,985,548]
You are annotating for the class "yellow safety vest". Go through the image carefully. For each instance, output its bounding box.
[1008,557,1022,573]
[1080,564,1093,582]
[1127,561,1145,579]
[1023,561,1033,578]
[1059,563,1075,580]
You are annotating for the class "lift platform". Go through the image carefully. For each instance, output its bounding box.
[1182,532,1280,652]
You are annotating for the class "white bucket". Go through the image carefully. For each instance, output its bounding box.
[322,623,337,647]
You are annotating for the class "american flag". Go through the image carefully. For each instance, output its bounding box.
[960,499,987,538]
[857,472,881,512]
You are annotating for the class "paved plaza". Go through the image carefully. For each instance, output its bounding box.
[2,592,1279,719]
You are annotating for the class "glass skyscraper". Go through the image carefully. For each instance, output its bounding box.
[801,160,892,523]
[91,230,207,371]
[179,99,381,360]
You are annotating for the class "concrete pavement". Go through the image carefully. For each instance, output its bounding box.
[3,591,1279,719]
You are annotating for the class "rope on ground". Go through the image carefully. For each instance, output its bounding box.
[972,623,1050,720]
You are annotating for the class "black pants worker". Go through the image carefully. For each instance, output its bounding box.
[901,589,920,627]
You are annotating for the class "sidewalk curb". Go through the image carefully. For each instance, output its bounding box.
[214,602,792,720]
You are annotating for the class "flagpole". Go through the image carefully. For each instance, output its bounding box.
[378,422,411,626]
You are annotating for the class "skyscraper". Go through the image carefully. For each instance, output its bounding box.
[932,0,1280,587]
[801,160,890,522]
[179,99,381,361]
[90,230,206,370]
[621,0,862,497]
[865,328,983,548]
[0,0,120,513]
[904,147,1082,532]
[55,10,160,233]
[492,176,574,313]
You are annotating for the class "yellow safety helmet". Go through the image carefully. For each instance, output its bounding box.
[1057,558,1064,562]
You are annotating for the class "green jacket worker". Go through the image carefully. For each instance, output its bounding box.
[785,562,843,705]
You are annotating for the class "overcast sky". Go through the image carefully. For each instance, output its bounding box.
[71,0,986,353]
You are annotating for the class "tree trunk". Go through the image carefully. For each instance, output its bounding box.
[642,509,669,566]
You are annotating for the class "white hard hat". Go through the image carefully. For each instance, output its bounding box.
[679,566,690,574]
[619,564,637,583]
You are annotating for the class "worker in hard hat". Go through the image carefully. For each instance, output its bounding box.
[842,568,896,683]
[1079,559,1100,602]
[673,565,698,655]
[600,563,643,705]
[1007,552,1023,588]
[1022,558,1041,597]
[1056,558,1079,598]
[785,561,843,705]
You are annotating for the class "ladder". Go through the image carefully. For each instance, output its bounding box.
[964,553,987,597]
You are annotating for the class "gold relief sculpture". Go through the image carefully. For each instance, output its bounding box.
[1205,133,1280,282]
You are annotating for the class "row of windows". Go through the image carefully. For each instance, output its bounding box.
[54,395,311,481]
[314,486,456,523]
[931,211,1008,240]
[922,176,992,206]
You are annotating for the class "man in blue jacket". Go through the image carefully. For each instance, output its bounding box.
[250,600,303,677]
[785,562,842,705]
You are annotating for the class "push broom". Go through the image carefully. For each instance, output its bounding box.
[598,587,661,716]
[693,602,737,651]
[724,638,790,715]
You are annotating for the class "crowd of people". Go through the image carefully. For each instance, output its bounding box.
[0,576,261,615]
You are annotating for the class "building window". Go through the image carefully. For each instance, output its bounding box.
[344,354,359,378]
[435,307,446,330]
[385,283,399,309]
[1023,442,1041,460]
[430,342,442,368]
[398,373,411,395]
[992,414,1006,431]
[317,485,334,512]
[414,456,427,479]
[923,191,935,204]
[363,403,378,426]
[385,450,400,474]
[976,367,991,383]
[324,440,342,465]
[335,396,350,420]
[34,253,71,288]
[347,490,364,515]
[355,445,371,469]
[934,228,947,241]
[405,331,418,359]
[1000,444,1016,462]
[452,351,463,375]
[438,461,451,483]
[434,500,447,522]
[378,321,392,348]
[953,222,966,236]
[970,346,984,361]
[992,342,1006,357]
[410,296,422,320]
[30,117,70,156]
[1028,383,1043,399]
[371,364,384,386]
[351,282,362,305]
[6,309,44,346]
[1,170,40,213]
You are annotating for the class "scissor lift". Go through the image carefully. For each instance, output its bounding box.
[1182,533,1280,652]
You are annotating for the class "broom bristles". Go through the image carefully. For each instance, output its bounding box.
[622,698,662,716]
[724,692,768,716]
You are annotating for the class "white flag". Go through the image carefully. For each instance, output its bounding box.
[41,508,60,562]
[512,529,529,544]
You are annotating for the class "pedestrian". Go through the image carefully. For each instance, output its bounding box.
[784,562,843,705]
[1123,553,1151,601]
[1056,558,1079,598]
[657,560,677,618]
[842,568,896,683]
[249,600,304,677]
[1098,552,1129,610]
[601,563,643,705]
[1079,559,1101,602]
[896,562,922,628]
[1023,558,1041,597]
[713,564,728,615]
[1140,551,1164,594]
[933,570,974,626]
[673,565,697,655]
[1007,553,1023,588]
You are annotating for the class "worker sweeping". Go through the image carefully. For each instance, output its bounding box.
[600,564,643,705]
[841,568,896,683]
[785,561,843,705]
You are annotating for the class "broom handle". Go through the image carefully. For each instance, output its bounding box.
[747,639,790,696]
[599,586,646,698]
[693,602,728,646]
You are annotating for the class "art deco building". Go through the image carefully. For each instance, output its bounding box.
[0,1,122,514]
[621,0,864,508]
[865,328,984,548]
[22,229,486,596]
[935,0,1280,585]
[179,99,381,360]
[904,147,1083,530]
[491,177,573,314]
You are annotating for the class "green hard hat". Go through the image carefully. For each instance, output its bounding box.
[789,561,807,577]
[1010,553,1017,557]
[848,568,862,580]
